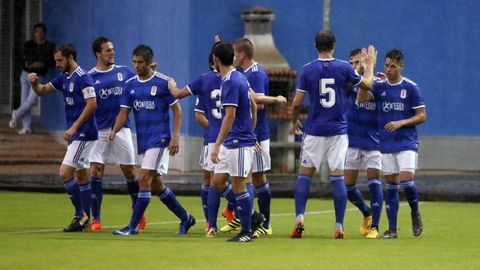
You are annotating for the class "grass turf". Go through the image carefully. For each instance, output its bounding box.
[0,190,479,270]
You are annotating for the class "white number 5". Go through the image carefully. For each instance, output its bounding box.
[319,78,335,108]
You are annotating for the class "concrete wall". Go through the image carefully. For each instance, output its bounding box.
[38,0,480,171]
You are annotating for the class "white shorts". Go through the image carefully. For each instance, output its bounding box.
[214,145,254,178]
[345,147,382,170]
[300,134,348,172]
[199,143,216,172]
[62,140,97,169]
[139,147,169,175]
[382,150,418,175]
[252,139,271,173]
[89,127,136,165]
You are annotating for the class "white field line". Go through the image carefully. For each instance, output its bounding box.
[0,202,414,235]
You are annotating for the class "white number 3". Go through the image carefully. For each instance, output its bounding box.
[319,78,335,108]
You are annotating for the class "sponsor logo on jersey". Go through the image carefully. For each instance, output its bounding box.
[400,89,407,99]
[133,100,155,111]
[117,72,123,81]
[69,82,74,92]
[354,100,376,111]
[99,87,122,99]
[151,86,157,96]
[382,101,404,112]
[65,97,74,105]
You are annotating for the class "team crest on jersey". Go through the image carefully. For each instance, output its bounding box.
[69,82,74,92]
[117,72,123,81]
[400,89,407,99]
[151,86,157,96]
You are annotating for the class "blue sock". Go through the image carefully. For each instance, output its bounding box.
[256,182,271,228]
[159,187,188,222]
[401,180,420,217]
[347,185,370,217]
[227,201,235,212]
[367,178,383,228]
[331,175,347,228]
[126,178,139,208]
[294,174,311,218]
[207,185,221,229]
[221,184,238,217]
[385,183,400,231]
[235,192,252,233]
[90,177,103,221]
[79,182,92,219]
[201,185,209,221]
[246,182,255,206]
[129,190,151,230]
[63,177,84,217]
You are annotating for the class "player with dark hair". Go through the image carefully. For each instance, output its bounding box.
[28,43,98,232]
[344,48,383,238]
[110,44,195,236]
[290,31,376,239]
[227,37,287,238]
[209,42,257,242]
[357,49,426,239]
[87,37,145,231]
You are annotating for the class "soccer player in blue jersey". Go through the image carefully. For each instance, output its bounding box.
[345,48,383,239]
[231,37,287,238]
[290,31,376,239]
[357,49,426,239]
[28,43,98,232]
[87,37,145,231]
[109,45,195,236]
[167,49,228,236]
[208,42,257,242]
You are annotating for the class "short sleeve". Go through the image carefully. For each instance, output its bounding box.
[248,72,266,95]
[78,75,96,99]
[49,74,64,92]
[296,68,307,92]
[221,80,239,107]
[410,84,425,109]
[195,97,205,113]
[187,75,204,96]
[345,64,363,86]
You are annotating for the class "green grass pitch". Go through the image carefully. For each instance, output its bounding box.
[0,190,479,270]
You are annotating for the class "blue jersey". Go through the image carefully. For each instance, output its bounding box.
[297,58,363,136]
[371,77,425,153]
[346,86,380,150]
[187,70,222,145]
[89,65,135,129]
[121,72,177,154]
[243,63,270,141]
[220,70,256,149]
[49,66,98,142]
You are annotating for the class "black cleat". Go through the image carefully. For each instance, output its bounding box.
[251,211,265,232]
[226,231,254,242]
[382,230,398,239]
[412,214,423,237]
[63,216,88,232]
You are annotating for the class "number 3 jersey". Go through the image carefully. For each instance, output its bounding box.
[120,72,178,155]
[296,58,363,136]
[49,66,98,142]
[187,70,222,145]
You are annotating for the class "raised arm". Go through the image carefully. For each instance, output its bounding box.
[356,46,378,102]
[167,78,191,99]
[169,102,182,156]
[250,91,257,130]
[28,72,55,96]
